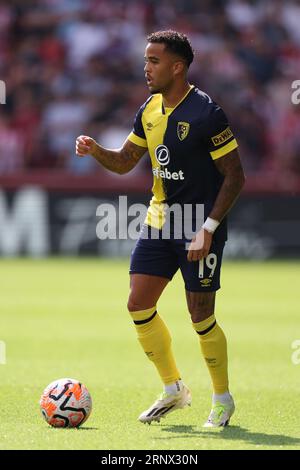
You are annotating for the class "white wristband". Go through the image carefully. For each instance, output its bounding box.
[202,217,220,234]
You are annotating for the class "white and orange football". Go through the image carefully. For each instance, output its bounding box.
[40,378,92,428]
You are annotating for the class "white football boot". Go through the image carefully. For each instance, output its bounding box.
[203,394,235,428]
[138,384,192,424]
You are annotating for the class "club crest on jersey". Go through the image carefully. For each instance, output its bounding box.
[177,122,190,141]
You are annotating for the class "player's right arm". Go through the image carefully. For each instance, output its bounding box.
[75,136,147,175]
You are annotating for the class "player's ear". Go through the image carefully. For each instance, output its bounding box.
[173,61,185,76]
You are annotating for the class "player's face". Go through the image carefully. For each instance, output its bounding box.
[144,43,181,94]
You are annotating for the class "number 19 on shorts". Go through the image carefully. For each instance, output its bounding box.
[198,253,217,279]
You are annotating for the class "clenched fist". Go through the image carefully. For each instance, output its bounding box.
[76,135,97,157]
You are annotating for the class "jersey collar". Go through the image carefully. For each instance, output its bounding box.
[161,84,194,115]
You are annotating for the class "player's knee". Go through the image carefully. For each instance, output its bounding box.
[127,298,138,312]
[187,301,213,323]
[189,309,213,323]
[127,296,147,313]
[186,292,215,323]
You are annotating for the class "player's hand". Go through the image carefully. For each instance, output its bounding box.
[187,228,213,262]
[76,135,97,157]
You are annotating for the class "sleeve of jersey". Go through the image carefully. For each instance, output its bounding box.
[127,106,148,148]
[203,105,238,160]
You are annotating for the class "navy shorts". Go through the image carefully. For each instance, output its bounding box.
[130,224,225,292]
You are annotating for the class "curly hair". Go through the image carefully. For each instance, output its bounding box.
[147,30,194,68]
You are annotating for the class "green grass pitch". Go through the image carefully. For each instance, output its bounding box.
[0,258,299,450]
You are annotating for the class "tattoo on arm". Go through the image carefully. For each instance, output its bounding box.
[209,149,245,222]
[92,139,147,174]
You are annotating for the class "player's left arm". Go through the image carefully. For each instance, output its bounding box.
[188,101,246,261]
[209,148,245,222]
[188,149,245,261]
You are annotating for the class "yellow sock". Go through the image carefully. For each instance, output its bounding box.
[130,306,181,385]
[193,314,229,394]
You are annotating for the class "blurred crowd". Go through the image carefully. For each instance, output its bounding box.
[0,0,300,181]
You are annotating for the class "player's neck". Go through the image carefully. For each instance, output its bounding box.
[162,81,192,108]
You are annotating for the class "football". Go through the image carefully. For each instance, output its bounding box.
[40,378,92,428]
